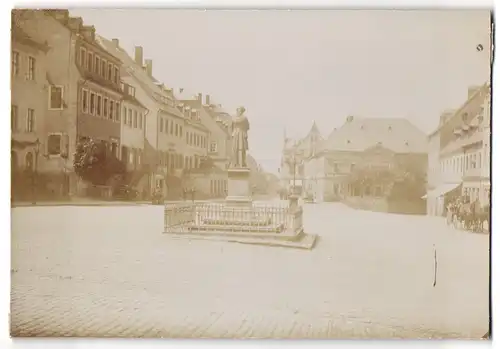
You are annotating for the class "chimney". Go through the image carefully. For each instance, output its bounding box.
[134,46,143,66]
[80,25,95,41]
[67,17,83,32]
[145,59,152,77]
[112,38,119,47]
[197,93,202,102]
[47,9,69,23]
[205,94,211,105]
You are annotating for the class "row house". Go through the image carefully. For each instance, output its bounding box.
[303,116,428,206]
[13,10,124,197]
[11,18,50,200]
[425,84,491,216]
[98,38,168,195]
[120,81,149,195]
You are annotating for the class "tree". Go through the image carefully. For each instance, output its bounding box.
[73,138,125,186]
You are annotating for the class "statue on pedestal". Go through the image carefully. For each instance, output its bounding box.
[230,106,250,168]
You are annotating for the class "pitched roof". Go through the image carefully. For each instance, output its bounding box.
[11,22,50,52]
[97,35,183,118]
[322,117,428,154]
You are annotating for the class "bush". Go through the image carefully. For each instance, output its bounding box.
[73,138,125,186]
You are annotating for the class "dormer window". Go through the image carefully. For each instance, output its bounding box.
[360,125,364,130]
[347,140,351,144]
[462,113,468,122]
[388,126,392,131]
[376,141,382,146]
[405,141,409,146]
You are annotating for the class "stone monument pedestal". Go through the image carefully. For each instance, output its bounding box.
[225,167,252,207]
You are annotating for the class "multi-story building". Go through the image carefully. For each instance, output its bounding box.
[425,84,491,216]
[279,122,323,196]
[11,18,50,201]
[303,116,428,209]
[98,38,177,197]
[120,81,149,196]
[13,10,124,197]
[177,93,231,198]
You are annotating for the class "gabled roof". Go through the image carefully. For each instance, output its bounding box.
[322,117,428,154]
[97,35,183,118]
[11,23,50,52]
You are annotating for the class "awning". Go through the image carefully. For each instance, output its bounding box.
[421,183,461,199]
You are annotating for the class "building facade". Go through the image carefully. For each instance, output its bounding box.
[425,84,491,216]
[11,18,50,200]
[120,81,149,196]
[279,122,323,196]
[303,116,428,211]
[13,10,125,198]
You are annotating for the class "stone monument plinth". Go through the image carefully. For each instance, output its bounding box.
[225,167,252,207]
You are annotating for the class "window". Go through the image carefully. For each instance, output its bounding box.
[160,118,164,132]
[133,110,138,128]
[47,134,62,155]
[109,101,114,120]
[90,92,95,115]
[115,102,120,122]
[96,95,102,116]
[114,66,119,84]
[108,63,113,81]
[49,86,64,110]
[12,51,19,76]
[27,56,35,80]
[123,107,127,124]
[26,109,35,132]
[25,152,34,171]
[11,105,18,131]
[128,109,132,126]
[165,119,169,133]
[88,52,93,71]
[95,56,100,74]
[175,124,178,137]
[139,113,143,129]
[180,126,183,137]
[169,120,173,134]
[80,47,86,66]
[103,98,108,118]
[210,141,217,153]
[101,60,107,78]
[82,89,88,113]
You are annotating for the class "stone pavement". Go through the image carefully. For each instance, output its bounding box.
[10,203,490,338]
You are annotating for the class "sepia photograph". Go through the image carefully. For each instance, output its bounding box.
[9,8,492,339]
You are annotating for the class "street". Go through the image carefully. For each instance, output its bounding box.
[10,201,489,338]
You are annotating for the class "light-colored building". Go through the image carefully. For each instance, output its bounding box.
[97,38,177,197]
[303,116,428,209]
[177,93,233,198]
[119,81,149,195]
[279,122,323,195]
[11,19,50,200]
[425,84,490,216]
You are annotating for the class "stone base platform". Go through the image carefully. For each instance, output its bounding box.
[165,230,317,250]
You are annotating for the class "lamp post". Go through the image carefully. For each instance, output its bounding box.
[32,138,41,205]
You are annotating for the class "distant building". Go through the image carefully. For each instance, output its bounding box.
[303,116,428,213]
[425,84,491,216]
[279,122,323,195]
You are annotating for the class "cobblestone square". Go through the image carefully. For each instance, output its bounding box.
[10,202,490,338]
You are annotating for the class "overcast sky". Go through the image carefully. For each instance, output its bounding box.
[70,9,491,173]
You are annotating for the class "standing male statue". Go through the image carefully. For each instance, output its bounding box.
[230,106,250,168]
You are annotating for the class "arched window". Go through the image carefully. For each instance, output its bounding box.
[25,152,33,172]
